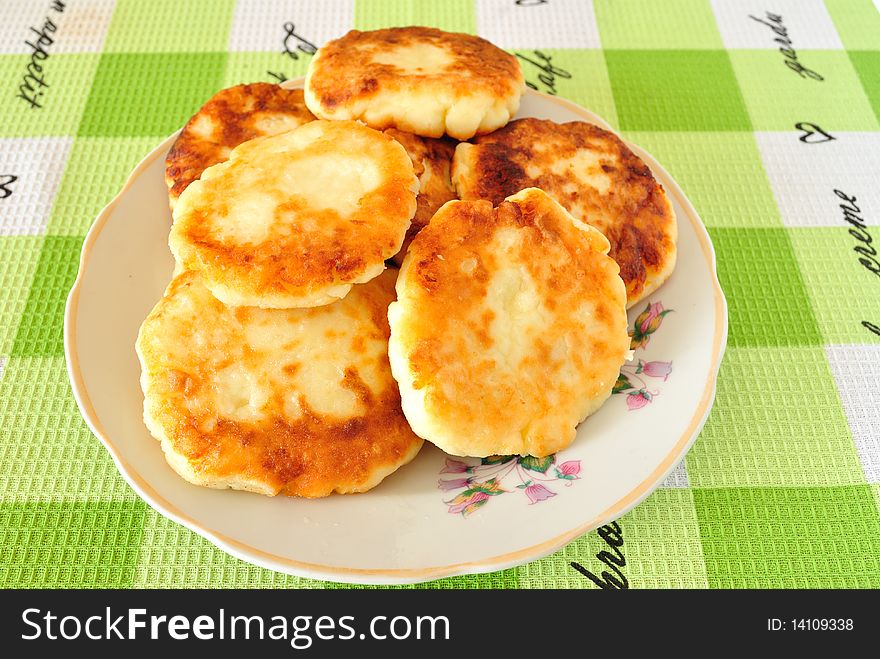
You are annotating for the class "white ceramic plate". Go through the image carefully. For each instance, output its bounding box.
[65,80,727,584]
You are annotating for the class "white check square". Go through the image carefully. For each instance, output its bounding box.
[0,0,115,54]
[825,345,880,484]
[228,0,354,52]
[0,137,73,236]
[710,0,843,50]
[476,0,601,49]
[659,460,690,489]
[755,132,880,228]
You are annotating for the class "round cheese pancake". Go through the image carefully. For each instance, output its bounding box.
[452,118,677,308]
[136,269,423,498]
[165,83,315,210]
[304,27,525,140]
[384,128,457,265]
[388,188,630,458]
[169,120,418,309]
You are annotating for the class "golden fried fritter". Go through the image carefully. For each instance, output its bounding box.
[169,120,418,309]
[305,27,525,139]
[388,188,630,458]
[136,269,423,498]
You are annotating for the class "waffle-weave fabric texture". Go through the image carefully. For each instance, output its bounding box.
[1,0,879,589]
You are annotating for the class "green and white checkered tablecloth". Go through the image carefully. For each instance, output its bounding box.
[2,0,879,589]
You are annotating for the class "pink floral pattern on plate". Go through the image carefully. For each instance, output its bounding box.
[439,455,581,516]
[613,301,674,410]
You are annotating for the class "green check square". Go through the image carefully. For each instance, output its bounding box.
[354,0,476,33]
[788,227,880,345]
[0,53,99,137]
[0,501,146,587]
[605,50,751,131]
[687,346,864,488]
[47,137,162,236]
[594,0,722,49]
[825,0,880,51]
[516,49,618,129]
[518,489,708,589]
[0,236,42,355]
[103,0,236,53]
[624,131,781,228]
[848,51,880,124]
[694,486,880,588]
[11,236,82,357]
[729,50,879,131]
[708,227,822,347]
[0,356,136,502]
[224,51,312,88]
[78,52,227,138]
[873,484,880,514]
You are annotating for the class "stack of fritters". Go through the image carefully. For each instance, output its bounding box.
[452,119,677,307]
[138,26,677,499]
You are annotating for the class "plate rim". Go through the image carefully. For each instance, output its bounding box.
[64,83,729,585]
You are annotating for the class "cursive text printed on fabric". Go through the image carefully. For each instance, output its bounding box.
[267,22,317,84]
[516,50,571,96]
[833,189,880,338]
[15,2,66,109]
[570,521,629,589]
[749,11,823,81]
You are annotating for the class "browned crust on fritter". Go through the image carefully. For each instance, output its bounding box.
[308,27,522,113]
[455,118,676,304]
[385,128,457,265]
[165,83,315,207]
[138,271,421,498]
